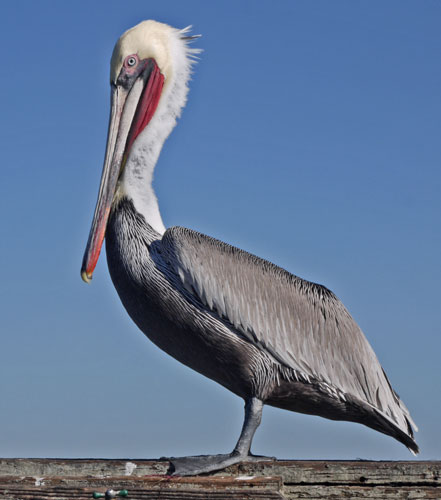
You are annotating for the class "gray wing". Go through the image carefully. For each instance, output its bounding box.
[161,226,416,435]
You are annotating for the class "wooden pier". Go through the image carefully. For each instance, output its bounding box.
[0,458,440,499]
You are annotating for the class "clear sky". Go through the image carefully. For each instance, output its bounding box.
[1,0,440,461]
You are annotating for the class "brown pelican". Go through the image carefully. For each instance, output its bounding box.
[81,20,418,475]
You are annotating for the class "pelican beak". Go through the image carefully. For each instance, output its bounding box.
[81,59,164,283]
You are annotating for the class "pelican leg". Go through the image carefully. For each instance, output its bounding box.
[169,397,272,476]
[232,397,263,456]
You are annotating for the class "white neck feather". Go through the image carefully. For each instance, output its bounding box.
[118,27,199,235]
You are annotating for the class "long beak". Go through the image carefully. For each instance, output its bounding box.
[81,78,147,283]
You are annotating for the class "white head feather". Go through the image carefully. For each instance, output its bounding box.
[112,20,200,234]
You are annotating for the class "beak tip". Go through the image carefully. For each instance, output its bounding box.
[81,269,93,284]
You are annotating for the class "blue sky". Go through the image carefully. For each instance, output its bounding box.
[1,0,440,460]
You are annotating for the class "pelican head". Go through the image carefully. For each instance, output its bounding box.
[81,20,199,283]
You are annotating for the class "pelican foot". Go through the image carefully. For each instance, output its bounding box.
[168,453,274,476]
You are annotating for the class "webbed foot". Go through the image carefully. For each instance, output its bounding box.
[168,398,270,476]
[168,452,274,476]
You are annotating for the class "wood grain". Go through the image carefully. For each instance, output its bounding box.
[0,459,439,499]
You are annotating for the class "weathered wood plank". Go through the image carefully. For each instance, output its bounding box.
[230,460,441,485]
[0,474,284,499]
[0,459,439,500]
[1,459,439,484]
[0,488,284,500]
[283,485,440,499]
[0,459,169,478]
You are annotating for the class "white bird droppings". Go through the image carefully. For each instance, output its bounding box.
[125,461,137,476]
[235,475,255,480]
[34,477,45,486]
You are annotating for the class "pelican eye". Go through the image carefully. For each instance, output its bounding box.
[124,54,139,69]
[127,56,137,67]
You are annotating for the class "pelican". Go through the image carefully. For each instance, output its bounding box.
[81,20,418,475]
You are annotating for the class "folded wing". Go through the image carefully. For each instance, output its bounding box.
[161,226,416,438]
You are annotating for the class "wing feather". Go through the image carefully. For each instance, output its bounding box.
[161,226,415,435]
